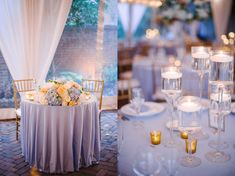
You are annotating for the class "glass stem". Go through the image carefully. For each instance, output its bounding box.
[199,73,204,102]
[216,114,222,153]
[169,98,176,140]
[216,85,224,153]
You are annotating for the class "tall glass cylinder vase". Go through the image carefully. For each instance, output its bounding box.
[206,85,231,163]
[161,66,182,148]
[206,49,234,163]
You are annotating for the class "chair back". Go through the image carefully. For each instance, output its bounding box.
[13,79,36,109]
[82,79,104,110]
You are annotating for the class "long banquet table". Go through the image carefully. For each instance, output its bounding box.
[21,98,100,173]
[118,103,235,176]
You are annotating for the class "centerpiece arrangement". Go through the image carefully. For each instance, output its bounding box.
[35,80,89,106]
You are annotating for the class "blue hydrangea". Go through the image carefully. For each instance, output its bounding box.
[68,86,81,102]
[45,88,62,106]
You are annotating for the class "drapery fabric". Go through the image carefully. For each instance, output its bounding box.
[0,0,72,85]
[118,3,146,34]
[211,0,232,40]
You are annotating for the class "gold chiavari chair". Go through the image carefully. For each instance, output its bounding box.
[81,79,104,110]
[13,79,36,140]
[118,79,140,108]
[82,79,104,139]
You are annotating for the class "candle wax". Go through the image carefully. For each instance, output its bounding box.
[161,71,182,79]
[211,53,233,62]
[178,101,201,112]
[192,52,210,59]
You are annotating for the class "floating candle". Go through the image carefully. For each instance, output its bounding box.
[178,98,201,113]
[192,52,210,59]
[210,53,233,63]
[161,71,182,79]
[150,131,161,145]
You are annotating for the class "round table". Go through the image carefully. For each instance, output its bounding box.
[118,103,235,176]
[132,56,209,101]
[20,98,100,173]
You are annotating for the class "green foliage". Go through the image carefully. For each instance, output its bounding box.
[67,0,99,26]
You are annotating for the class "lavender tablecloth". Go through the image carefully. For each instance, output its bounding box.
[21,98,100,173]
[133,57,209,101]
[118,103,235,176]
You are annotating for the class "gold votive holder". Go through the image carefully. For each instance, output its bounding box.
[180,130,188,140]
[150,131,161,145]
[185,139,197,154]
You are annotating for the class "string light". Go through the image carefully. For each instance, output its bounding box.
[146,28,159,39]
[228,32,235,38]
[221,32,235,46]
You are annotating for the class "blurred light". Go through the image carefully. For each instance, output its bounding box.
[119,0,163,7]
[228,32,235,38]
[223,39,229,45]
[145,28,159,39]
[221,34,227,40]
[174,60,181,67]
[229,39,234,45]
[168,56,175,64]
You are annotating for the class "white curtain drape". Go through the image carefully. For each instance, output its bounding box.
[0,0,72,85]
[211,0,232,40]
[118,3,146,34]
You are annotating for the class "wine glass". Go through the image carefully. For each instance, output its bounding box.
[191,46,210,102]
[161,66,182,147]
[180,136,201,167]
[133,150,162,176]
[205,85,231,163]
[130,88,145,114]
[161,147,179,176]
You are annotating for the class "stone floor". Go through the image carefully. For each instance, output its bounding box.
[0,111,118,176]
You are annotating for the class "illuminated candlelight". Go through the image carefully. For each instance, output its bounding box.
[178,97,201,113]
[150,131,161,145]
[185,139,197,154]
[180,130,188,139]
[25,92,34,101]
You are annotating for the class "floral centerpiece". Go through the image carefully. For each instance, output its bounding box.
[35,80,89,106]
[157,0,211,24]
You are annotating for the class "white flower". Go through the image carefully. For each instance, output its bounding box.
[197,9,208,19]
[162,9,174,19]
[187,13,193,20]
[176,10,187,21]
[194,1,206,6]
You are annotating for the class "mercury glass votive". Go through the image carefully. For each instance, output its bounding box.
[185,139,197,154]
[180,130,188,140]
[150,131,161,145]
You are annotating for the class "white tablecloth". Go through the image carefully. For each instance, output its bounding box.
[133,57,209,101]
[118,103,235,176]
[21,98,100,173]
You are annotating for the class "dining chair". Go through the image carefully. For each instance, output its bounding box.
[118,79,140,108]
[13,78,36,140]
[82,79,104,139]
[81,79,104,110]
